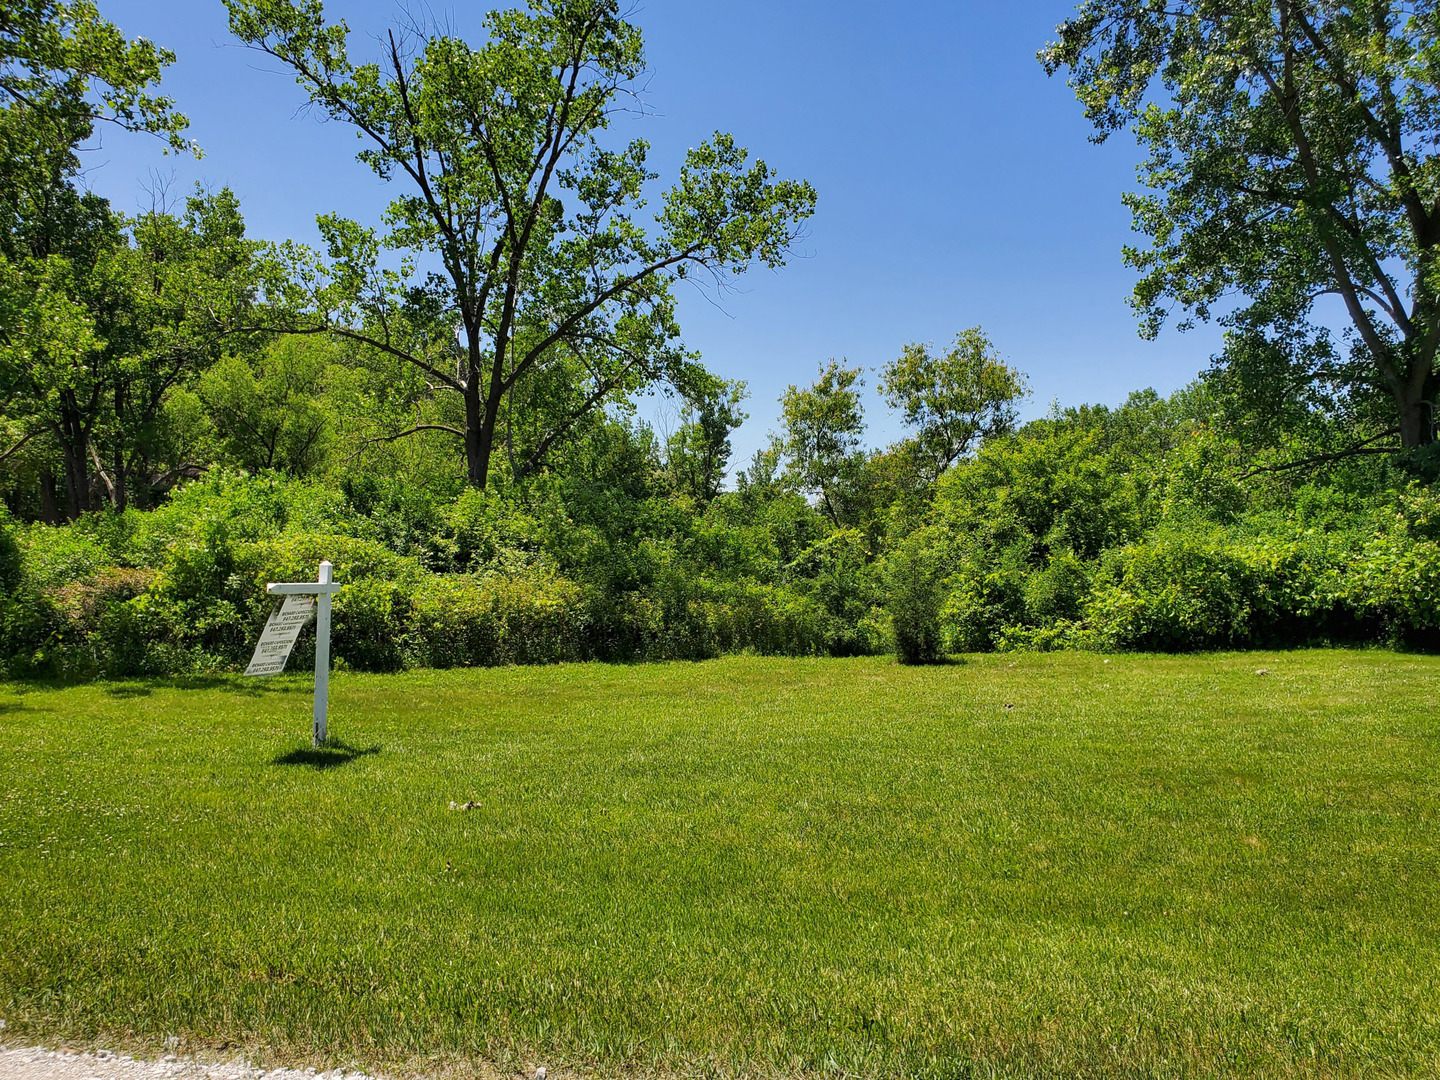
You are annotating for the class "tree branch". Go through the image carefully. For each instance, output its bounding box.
[0,429,40,464]
[346,423,464,462]
[1236,429,1401,479]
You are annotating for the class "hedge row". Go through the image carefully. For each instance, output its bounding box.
[942,526,1440,653]
[0,523,883,679]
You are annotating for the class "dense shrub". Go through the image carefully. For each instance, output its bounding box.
[787,528,881,656]
[1084,532,1256,651]
[938,542,1029,653]
[54,569,161,677]
[14,406,1440,678]
[887,536,945,664]
[1342,532,1440,646]
[702,579,836,658]
[1,568,162,679]
[406,571,587,668]
[1234,531,1351,645]
[1024,551,1091,624]
[17,523,113,591]
[0,509,22,597]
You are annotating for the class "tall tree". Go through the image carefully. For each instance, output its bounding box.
[1044,1,1440,447]
[0,0,196,512]
[780,360,866,526]
[227,0,816,490]
[662,376,747,504]
[880,327,1027,480]
[198,335,337,478]
[0,0,192,242]
[1,189,258,515]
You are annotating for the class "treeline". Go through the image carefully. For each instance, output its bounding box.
[6,357,1440,678]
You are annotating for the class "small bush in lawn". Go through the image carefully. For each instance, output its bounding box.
[887,537,945,664]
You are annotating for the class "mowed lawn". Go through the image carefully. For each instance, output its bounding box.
[1,653,1437,1080]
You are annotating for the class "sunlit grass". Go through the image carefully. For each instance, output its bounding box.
[1,651,1437,1079]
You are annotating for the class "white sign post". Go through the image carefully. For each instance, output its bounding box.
[250,560,341,746]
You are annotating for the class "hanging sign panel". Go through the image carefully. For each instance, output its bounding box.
[245,594,317,677]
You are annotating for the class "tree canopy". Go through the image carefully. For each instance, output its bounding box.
[13,0,1440,679]
[1044,0,1440,447]
[880,328,1028,480]
[780,360,866,527]
[226,0,816,490]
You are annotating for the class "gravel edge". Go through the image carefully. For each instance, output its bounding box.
[0,1047,378,1080]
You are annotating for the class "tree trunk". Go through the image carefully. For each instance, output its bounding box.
[112,448,129,512]
[475,382,506,491]
[61,442,90,521]
[38,470,61,525]
[463,329,507,491]
[464,383,486,488]
[112,385,129,512]
[1396,383,1436,448]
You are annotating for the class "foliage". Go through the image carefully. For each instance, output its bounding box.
[0,0,192,272]
[0,463,893,677]
[16,363,1440,675]
[1087,530,1258,652]
[886,532,945,664]
[0,0,190,172]
[1044,0,1440,447]
[198,336,340,477]
[0,0,207,518]
[1,188,261,516]
[880,327,1028,479]
[0,507,20,596]
[225,0,815,489]
[779,359,866,526]
[661,377,747,505]
[7,2,1440,675]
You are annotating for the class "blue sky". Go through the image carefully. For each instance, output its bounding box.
[84,0,1228,465]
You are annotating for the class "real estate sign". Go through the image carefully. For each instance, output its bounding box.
[245,594,317,677]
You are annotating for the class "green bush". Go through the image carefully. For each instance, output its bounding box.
[406,571,587,668]
[1085,532,1254,651]
[702,580,833,658]
[938,542,1029,653]
[1341,532,1440,645]
[1024,551,1091,624]
[1233,531,1350,646]
[0,589,64,678]
[333,577,413,672]
[434,488,545,572]
[993,620,1089,652]
[14,429,1440,678]
[887,537,945,664]
[59,570,168,678]
[0,509,25,598]
[0,567,160,679]
[17,523,113,591]
[788,529,881,656]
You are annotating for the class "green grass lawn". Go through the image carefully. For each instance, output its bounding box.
[1,652,1437,1080]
